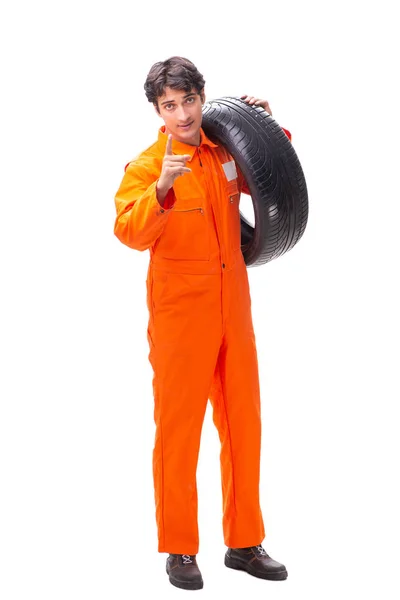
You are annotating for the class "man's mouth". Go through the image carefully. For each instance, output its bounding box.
[179,121,193,130]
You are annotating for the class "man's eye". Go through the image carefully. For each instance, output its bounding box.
[186,97,194,103]
[165,104,174,110]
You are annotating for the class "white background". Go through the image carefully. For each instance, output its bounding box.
[1,1,399,598]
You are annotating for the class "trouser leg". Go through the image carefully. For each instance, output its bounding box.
[209,263,265,548]
[147,270,223,554]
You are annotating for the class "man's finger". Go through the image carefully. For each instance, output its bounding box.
[167,155,191,163]
[177,170,191,178]
[170,165,191,173]
[169,166,191,176]
[165,134,173,155]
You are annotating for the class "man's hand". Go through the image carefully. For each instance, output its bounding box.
[157,134,191,202]
[241,95,272,116]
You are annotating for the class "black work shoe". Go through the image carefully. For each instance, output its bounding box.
[166,554,204,590]
[225,544,288,580]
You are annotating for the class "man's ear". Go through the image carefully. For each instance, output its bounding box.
[200,88,206,105]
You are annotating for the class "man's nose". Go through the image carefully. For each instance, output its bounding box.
[176,105,189,121]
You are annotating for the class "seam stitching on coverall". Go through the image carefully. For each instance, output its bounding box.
[160,418,165,549]
[218,359,237,515]
[151,308,165,550]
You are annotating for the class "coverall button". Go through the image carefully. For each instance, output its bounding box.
[160,208,165,213]
[222,263,225,268]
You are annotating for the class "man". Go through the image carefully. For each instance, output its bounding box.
[114,56,291,591]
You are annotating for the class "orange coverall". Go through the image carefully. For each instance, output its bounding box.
[114,124,291,554]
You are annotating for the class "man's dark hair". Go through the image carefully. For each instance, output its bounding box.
[144,56,205,110]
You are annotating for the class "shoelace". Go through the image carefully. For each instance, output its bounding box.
[182,554,193,564]
[255,544,268,556]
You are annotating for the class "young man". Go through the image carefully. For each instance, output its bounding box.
[114,56,291,591]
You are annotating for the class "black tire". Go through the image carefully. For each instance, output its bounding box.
[201,97,308,267]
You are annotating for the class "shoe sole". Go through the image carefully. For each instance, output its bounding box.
[224,555,288,581]
[166,565,204,590]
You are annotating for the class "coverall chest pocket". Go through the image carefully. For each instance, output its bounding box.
[155,197,210,261]
[226,181,241,253]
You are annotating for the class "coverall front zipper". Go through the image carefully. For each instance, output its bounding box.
[174,207,204,214]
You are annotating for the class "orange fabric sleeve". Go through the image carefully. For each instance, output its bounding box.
[114,161,176,251]
[236,164,251,196]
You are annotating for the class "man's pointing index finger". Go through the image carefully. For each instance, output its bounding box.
[165,134,173,155]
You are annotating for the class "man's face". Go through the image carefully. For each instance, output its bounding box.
[156,86,205,146]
